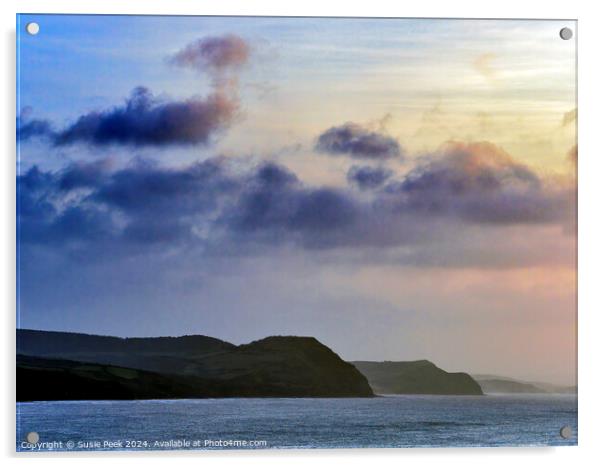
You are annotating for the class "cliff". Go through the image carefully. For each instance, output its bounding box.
[17,329,373,400]
[352,360,483,395]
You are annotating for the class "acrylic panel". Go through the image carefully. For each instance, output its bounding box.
[16,14,577,451]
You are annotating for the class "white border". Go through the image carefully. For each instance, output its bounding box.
[2,1,600,465]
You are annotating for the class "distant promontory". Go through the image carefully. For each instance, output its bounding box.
[351,360,483,395]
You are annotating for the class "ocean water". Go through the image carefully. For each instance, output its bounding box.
[17,394,577,451]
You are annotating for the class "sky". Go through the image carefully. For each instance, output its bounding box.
[16,15,577,385]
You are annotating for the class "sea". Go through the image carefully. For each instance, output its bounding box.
[16,394,577,451]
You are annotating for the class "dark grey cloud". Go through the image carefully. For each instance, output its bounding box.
[17,116,54,142]
[17,141,575,263]
[169,34,250,74]
[58,159,113,191]
[92,157,238,216]
[17,166,57,224]
[221,162,359,249]
[18,157,239,251]
[347,165,393,190]
[19,36,253,149]
[382,142,571,225]
[18,88,238,149]
[52,87,237,148]
[316,122,402,160]
[17,107,54,142]
[17,175,113,246]
[397,142,540,195]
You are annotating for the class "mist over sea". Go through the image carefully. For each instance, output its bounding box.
[17,394,577,451]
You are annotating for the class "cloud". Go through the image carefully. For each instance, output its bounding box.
[19,35,254,149]
[51,87,237,148]
[18,157,240,250]
[17,166,57,225]
[58,159,114,191]
[562,108,577,127]
[17,116,54,142]
[568,145,577,166]
[347,165,392,190]
[397,142,541,194]
[474,53,498,81]
[18,141,574,264]
[222,163,358,248]
[169,34,251,95]
[169,35,250,75]
[18,173,113,246]
[315,122,402,160]
[383,141,571,225]
[92,156,238,216]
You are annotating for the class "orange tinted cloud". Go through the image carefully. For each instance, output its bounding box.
[562,108,577,127]
[473,53,498,81]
